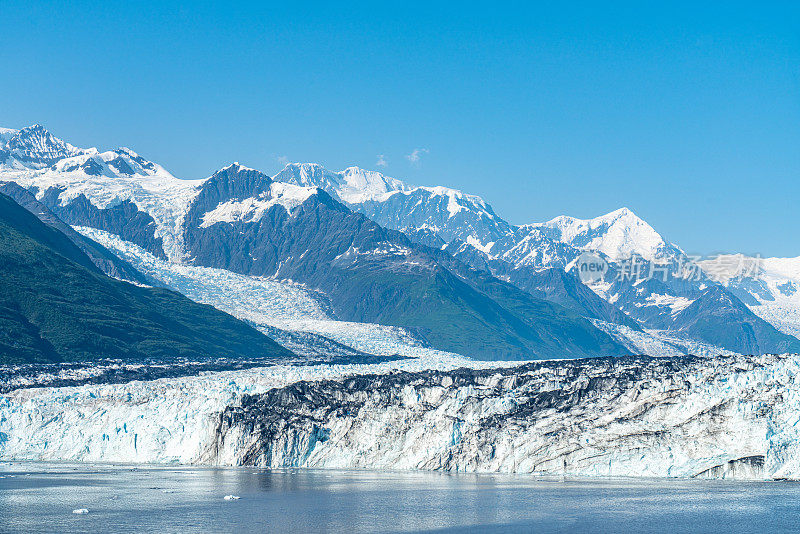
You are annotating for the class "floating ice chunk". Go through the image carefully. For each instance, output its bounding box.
[223,495,240,501]
[72,509,89,515]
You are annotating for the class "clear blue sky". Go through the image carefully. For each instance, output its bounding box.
[2,1,798,256]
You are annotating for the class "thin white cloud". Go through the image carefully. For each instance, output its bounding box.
[275,155,290,166]
[376,154,387,167]
[405,148,429,166]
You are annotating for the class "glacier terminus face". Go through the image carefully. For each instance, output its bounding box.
[3,353,800,481]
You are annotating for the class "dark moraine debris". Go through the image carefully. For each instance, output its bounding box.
[201,353,792,478]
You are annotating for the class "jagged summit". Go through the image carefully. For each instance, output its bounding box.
[0,124,173,181]
[0,124,84,168]
[214,161,258,175]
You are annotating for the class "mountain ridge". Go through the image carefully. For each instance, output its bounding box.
[3,123,797,357]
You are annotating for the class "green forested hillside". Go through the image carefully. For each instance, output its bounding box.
[0,193,293,364]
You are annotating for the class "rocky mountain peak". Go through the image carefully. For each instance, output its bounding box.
[540,207,675,263]
[1,123,83,167]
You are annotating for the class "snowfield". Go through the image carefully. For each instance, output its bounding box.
[199,182,317,227]
[2,354,800,480]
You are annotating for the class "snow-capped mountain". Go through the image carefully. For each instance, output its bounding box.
[291,161,795,353]
[0,124,84,169]
[1,123,797,358]
[274,163,640,328]
[292,163,796,354]
[180,163,628,360]
[1,128,204,260]
[194,163,318,228]
[357,186,517,253]
[275,163,406,204]
[1,126,629,361]
[533,207,685,263]
[279,164,516,253]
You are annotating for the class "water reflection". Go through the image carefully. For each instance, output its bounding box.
[1,463,799,533]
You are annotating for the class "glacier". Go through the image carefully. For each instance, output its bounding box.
[3,353,800,480]
[75,227,465,361]
[590,320,735,358]
[0,358,512,465]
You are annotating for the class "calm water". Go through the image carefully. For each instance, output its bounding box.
[2,463,800,533]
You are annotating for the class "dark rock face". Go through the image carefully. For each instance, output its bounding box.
[80,158,103,175]
[504,266,639,328]
[443,239,493,272]
[0,182,149,284]
[189,164,274,213]
[778,281,797,297]
[182,166,627,361]
[423,230,636,328]
[116,147,157,172]
[107,156,135,175]
[38,187,167,259]
[404,227,447,249]
[446,242,639,328]
[672,285,800,354]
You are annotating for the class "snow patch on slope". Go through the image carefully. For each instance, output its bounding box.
[200,183,316,227]
[642,294,694,315]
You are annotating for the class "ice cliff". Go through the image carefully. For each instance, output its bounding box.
[3,354,800,480]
